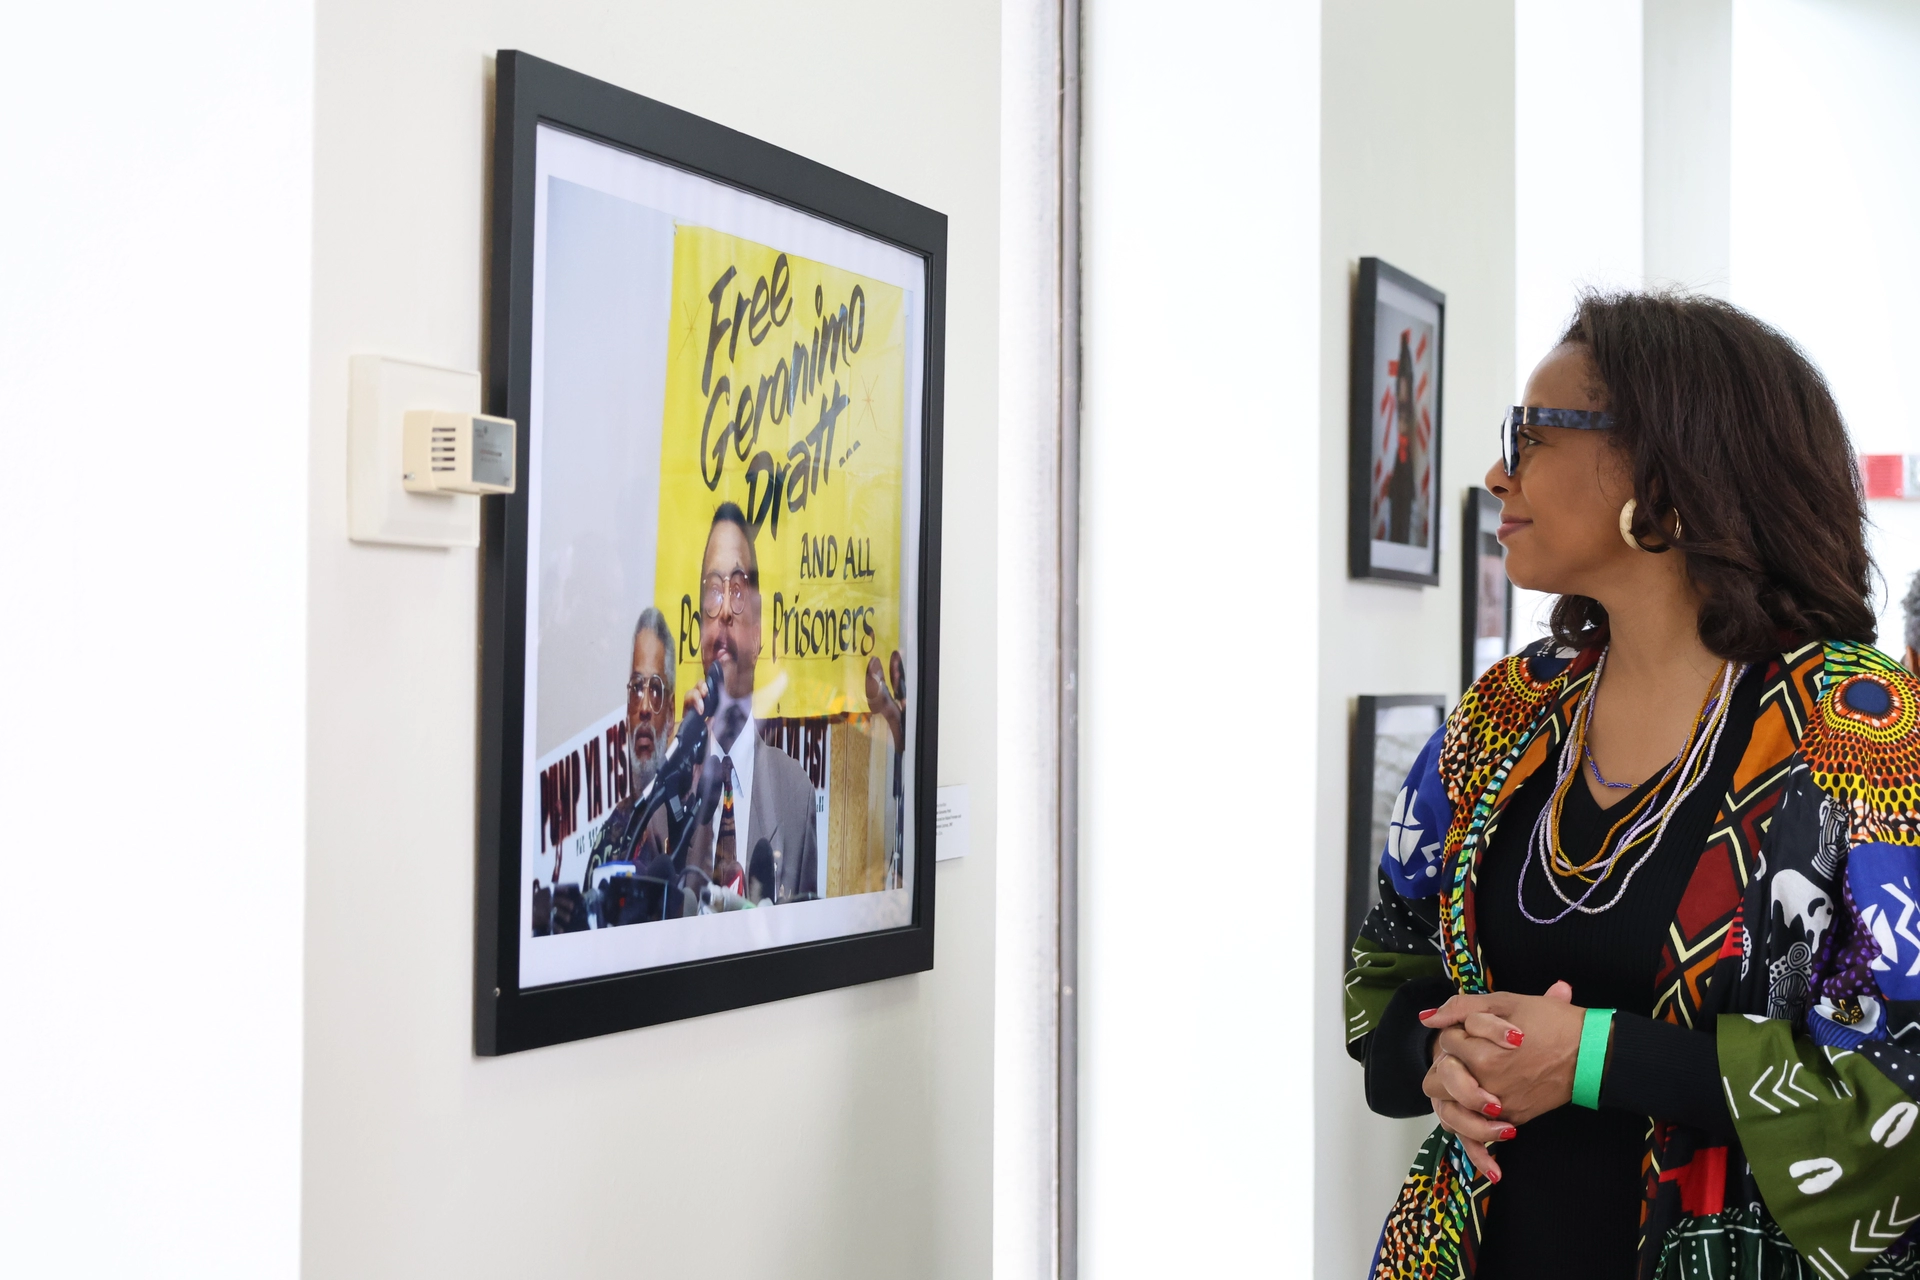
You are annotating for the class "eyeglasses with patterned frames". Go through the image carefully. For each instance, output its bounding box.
[1499,405,1616,476]
[626,673,668,711]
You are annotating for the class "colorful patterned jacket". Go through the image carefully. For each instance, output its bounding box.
[1346,639,1920,1280]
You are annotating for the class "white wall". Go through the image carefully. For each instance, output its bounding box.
[1514,0,1644,377]
[1511,0,1647,644]
[0,2,313,1276]
[1729,0,1920,648]
[302,4,999,1277]
[1078,0,1321,1273]
[1644,0,1732,294]
[1314,5,1516,1276]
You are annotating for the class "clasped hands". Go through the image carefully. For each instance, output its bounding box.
[1418,979,1587,1183]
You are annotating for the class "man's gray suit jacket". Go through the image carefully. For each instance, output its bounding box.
[689,735,820,904]
[746,736,820,903]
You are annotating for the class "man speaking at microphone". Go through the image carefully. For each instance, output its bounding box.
[682,502,819,908]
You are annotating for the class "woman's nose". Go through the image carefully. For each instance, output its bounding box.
[1483,456,1511,496]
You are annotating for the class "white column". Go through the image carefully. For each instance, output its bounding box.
[1644,0,1733,293]
[1514,0,1644,370]
[0,2,313,1275]
[997,0,1071,1275]
[1079,0,1321,1272]
[1512,0,1645,641]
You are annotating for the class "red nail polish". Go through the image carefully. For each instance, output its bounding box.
[1483,1102,1503,1118]
[1487,1167,1501,1184]
[1499,1126,1518,1141]
[1418,1008,1437,1020]
[1506,1028,1524,1047]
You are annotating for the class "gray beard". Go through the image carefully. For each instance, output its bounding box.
[630,738,662,791]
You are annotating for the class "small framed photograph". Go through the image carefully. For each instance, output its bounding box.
[476,52,946,1054]
[1348,258,1445,585]
[1461,487,1512,690]
[1347,694,1448,947]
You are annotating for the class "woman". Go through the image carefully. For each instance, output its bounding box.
[1346,292,1920,1280]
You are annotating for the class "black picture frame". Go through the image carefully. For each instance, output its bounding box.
[1460,487,1513,692]
[476,51,947,1055]
[1348,258,1446,586]
[1346,694,1448,951]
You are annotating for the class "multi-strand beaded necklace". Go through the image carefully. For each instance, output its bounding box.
[1516,648,1744,923]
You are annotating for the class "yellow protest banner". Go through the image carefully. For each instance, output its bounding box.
[655,225,906,719]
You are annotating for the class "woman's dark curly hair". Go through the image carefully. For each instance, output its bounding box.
[1549,292,1875,662]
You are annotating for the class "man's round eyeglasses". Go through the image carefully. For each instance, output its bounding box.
[1498,405,1615,475]
[626,674,668,710]
[701,570,757,619]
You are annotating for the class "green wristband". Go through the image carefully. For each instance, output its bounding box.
[1572,1007,1615,1110]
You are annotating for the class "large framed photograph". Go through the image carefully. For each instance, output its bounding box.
[1346,694,1447,949]
[477,52,945,1054]
[1348,258,1445,585]
[1461,487,1512,691]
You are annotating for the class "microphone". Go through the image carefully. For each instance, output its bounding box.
[631,661,723,831]
[747,838,776,905]
[660,660,723,771]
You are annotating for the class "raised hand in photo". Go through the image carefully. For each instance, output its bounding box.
[865,651,906,751]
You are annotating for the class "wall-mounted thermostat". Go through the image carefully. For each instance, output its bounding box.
[403,410,516,495]
[348,355,518,548]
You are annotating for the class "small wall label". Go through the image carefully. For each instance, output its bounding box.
[935,785,969,862]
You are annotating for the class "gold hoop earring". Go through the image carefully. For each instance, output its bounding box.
[1672,512,1684,542]
[1618,499,1643,551]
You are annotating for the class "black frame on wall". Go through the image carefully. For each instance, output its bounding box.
[476,51,948,1055]
[1348,257,1446,587]
[1460,487,1513,693]
[1345,693,1448,952]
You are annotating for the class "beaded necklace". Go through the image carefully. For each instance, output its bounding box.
[1515,648,1743,923]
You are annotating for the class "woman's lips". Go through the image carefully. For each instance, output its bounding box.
[1497,518,1531,541]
